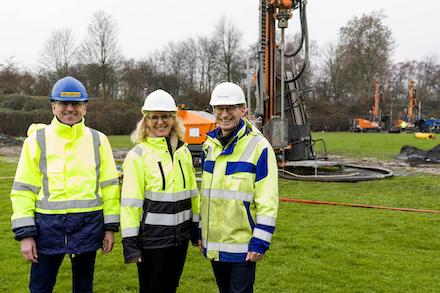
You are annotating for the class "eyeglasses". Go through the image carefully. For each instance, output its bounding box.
[148,114,173,123]
[55,101,85,107]
[213,105,240,114]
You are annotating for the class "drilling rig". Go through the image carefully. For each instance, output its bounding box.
[253,0,392,181]
[353,80,383,132]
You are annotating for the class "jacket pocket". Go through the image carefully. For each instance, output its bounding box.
[47,161,65,192]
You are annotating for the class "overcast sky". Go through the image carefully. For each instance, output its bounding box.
[1,0,438,70]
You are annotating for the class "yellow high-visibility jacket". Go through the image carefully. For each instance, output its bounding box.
[121,137,199,262]
[201,119,278,262]
[10,117,120,253]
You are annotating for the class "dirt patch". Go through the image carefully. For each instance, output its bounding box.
[395,144,440,164]
[0,134,22,146]
[329,155,440,176]
[112,149,129,162]
[0,146,22,162]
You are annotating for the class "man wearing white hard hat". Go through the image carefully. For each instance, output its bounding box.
[199,82,279,292]
[120,89,199,292]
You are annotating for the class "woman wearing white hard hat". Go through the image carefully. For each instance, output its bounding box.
[120,89,200,292]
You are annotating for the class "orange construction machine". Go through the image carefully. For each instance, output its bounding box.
[353,80,383,132]
[392,80,417,131]
[177,109,216,162]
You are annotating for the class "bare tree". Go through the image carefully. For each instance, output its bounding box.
[40,28,76,76]
[316,43,348,102]
[215,17,243,83]
[336,11,394,102]
[0,57,21,94]
[119,58,155,102]
[166,41,187,95]
[198,36,219,92]
[80,11,121,100]
[182,38,198,91]
[416,55,440,103]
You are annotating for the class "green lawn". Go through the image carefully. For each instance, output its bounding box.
[313,132,438,160]
[1,132,439,292]
[108,135,134,149]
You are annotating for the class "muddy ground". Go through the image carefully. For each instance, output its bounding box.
[327,155,440,176]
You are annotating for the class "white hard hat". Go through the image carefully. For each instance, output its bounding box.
[142,89,177,112]
[210,82,246,106]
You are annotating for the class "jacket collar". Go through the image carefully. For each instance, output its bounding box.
[144,136,187,152]
[207,119,245,140]
[207,119,251,155]
[50,117,85,139]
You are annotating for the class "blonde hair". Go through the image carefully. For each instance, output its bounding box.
[130,112,186,152]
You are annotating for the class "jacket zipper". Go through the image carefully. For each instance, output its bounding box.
[140,199,151,235]
[178,160,186,189]
[205,146,223,260]
[157,161,166,190]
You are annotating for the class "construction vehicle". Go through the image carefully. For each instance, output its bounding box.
[422,118,440,133]
[253,0,392,181]
[353,80,382,132]
[390,80,418,132]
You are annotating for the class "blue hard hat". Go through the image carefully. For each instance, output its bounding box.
[49,76,89,102]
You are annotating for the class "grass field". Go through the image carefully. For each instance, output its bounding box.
[1,132,439,292]
[108,135,134,149]
[313,132,438,160]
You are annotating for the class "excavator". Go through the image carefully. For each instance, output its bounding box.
[353,80,382,132]
[253,0,392,181]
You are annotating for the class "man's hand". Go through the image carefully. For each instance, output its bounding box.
[102,231,115,254]
[20,237,38,263]
[245,251,264,262]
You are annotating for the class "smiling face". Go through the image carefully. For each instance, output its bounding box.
[51,101,87,126]
[213,104,246,136]
[146,111,175,137]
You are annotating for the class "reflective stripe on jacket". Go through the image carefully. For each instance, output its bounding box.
[201,119,278,262]
[10,117,120,245]
[121,137,199,261]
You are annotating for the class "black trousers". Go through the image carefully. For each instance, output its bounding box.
[137,244,189,293]
[29,251,96,293]
[211,261,256,293]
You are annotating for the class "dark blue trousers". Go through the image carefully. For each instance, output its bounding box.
[29,251,96,293]
[211,261,256,293]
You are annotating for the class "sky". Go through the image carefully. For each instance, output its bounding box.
[0,0,439,71]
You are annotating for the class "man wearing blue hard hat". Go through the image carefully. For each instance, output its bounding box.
[10,76,120,292]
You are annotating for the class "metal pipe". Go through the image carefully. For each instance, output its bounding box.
[280,28,285,120]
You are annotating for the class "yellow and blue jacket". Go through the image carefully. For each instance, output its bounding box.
[10,117,120,254]
[201,119,279,262]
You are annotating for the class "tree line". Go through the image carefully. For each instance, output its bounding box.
[1,10,439,132]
